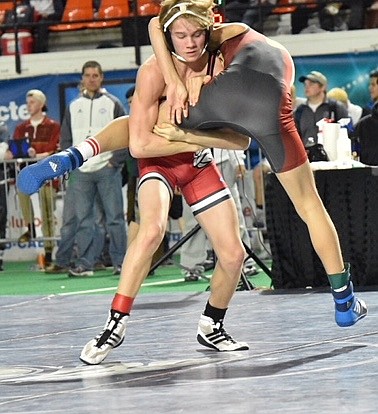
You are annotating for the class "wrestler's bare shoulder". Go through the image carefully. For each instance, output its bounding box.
[209,22,250,49]
[138,55,165,83]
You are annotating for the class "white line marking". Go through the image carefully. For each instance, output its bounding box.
[57,278,186,296]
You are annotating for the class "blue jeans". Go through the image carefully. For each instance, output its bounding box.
[55,179,77,267]
[69,166,127,269]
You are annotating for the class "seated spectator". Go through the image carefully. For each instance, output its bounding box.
[290,1,324,34]
[225,0,250,22]
[13,89,60,267]
[291,0,373,34]
[355,102,378,165]
[321,1,373,31]
[294,70,348,147]
[225,0,276,32]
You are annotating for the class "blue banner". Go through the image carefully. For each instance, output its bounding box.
[1,51,377,140]
[293,51,378,108]
[0,69,137,139]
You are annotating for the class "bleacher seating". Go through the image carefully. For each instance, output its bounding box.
[1,1,377,54]
[87,0,130,29]
[49,0,94,32]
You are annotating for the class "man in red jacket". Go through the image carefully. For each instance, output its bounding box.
[13,89,60,267]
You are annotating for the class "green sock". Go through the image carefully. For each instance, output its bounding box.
[327,263,350,290]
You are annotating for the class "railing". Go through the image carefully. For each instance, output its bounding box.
[0,158,65,245]
[1,0,376,73]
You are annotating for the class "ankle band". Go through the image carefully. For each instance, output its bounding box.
[327,263,350,290]
[112,293,134,314]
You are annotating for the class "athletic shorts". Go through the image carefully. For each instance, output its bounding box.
[138,152,231,216]
[181,41,307,173]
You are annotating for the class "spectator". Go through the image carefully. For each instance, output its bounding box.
[0,122,12,272]
[327,87,367,126]
[28,0,65,53]
[123,87,139,247]
[290,2,324,35]
[225,0,275,32]
[320,1,374,31]
[60,60,127,277]
[46,82,131,276]
[244,139,271,228]
[291,1,373,34]
[13,89,60,267]
[366,69,378,113]
[294,70,348,147]
[45,176,78,274]
[355,102,378,165]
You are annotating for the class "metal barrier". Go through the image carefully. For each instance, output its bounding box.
[0,158,65,247]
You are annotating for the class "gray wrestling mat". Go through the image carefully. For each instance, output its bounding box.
[0,290,377,413]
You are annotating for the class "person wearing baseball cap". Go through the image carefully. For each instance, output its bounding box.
[12,88,60,267]
[294,70,349,147]
[26,89,47,111]
[298,71,328,86]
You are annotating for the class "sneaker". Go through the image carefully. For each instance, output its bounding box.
[94,262,107,271]
[68,266,94,277]
[18,231,32,243]
[17,147,83,195]
[184,271,199,282]
[45,263,69,274]
[243,258,259,277]
[197,314,249,351]
[252,208,265,228]
[197,250,215,272]
[113,265,122,275]
[333,282,368,327]
[80,310,128,365]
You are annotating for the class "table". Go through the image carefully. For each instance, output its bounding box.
[265,167,378,288]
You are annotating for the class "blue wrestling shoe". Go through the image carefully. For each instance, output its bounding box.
[17,147,84,195]
[332,282,368,327]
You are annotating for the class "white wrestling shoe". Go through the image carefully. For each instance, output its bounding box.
[197,314,249,351]
[80,310,128,365]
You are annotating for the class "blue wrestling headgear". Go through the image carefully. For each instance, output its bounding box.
[162,2,212,62]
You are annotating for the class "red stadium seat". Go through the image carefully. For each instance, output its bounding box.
[87,0,130,29]
[49,0,94,32]
[137,0,161,17]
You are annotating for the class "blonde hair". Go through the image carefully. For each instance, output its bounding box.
[159,0,215,31]
[327,87,348,105]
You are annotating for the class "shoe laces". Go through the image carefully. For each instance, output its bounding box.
[214,320,236,344]
[95,312,124,348]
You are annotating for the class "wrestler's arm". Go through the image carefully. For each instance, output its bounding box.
[148,16,188,123]
[149,18,249,117]
[129,59,204,159]
[154,122,250,151]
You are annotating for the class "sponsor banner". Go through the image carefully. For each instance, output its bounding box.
[293,51,378,109]
[1,52,377,139]
[0,69,137,138]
